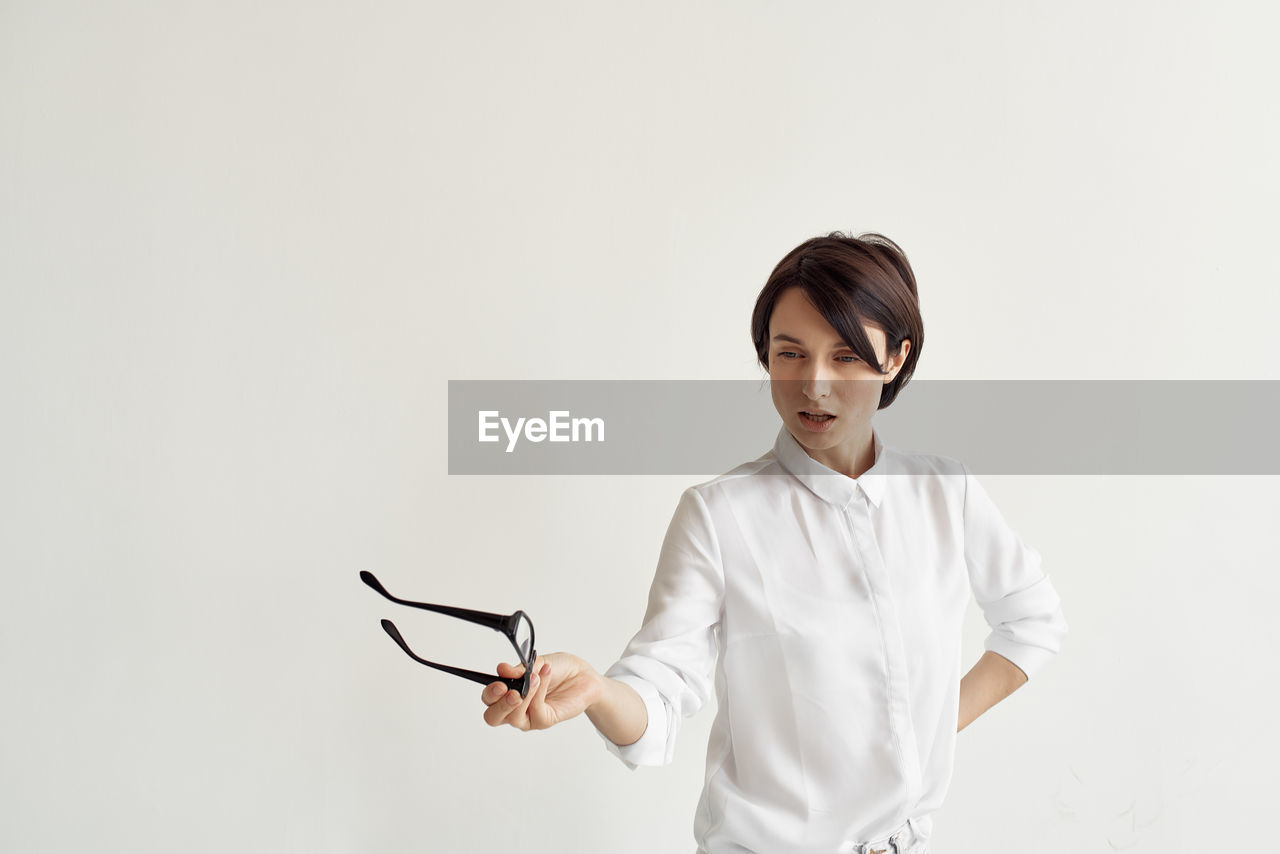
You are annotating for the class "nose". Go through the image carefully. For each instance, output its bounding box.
[800,359,836,401]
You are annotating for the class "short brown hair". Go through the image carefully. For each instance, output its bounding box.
[751,231,924,409]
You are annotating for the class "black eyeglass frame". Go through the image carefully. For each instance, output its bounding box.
[359,570,537,698]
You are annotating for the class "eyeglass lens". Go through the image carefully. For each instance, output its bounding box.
[514,614,534,665]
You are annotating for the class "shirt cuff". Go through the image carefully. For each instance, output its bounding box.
[984,632,1058,681]
[595,674,672,769]
[980,576,1069,680]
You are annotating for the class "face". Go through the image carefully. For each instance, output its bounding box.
[767,287,910,472]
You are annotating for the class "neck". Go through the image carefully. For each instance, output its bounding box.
[806,426,877,479]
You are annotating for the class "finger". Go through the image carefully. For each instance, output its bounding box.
[484,687,520,727]
[481,681,508,708]
[526,663,554,729]
[504,667,543,731]
[484,672,535,727]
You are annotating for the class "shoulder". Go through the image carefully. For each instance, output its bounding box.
[877,444,972,514]
[683,449,785,503]
[652,451,786,529]
[883,444,968,478]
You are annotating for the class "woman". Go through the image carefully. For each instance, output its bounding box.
[480,232,1068,854]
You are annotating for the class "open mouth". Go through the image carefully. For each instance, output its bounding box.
[799,411,836,429]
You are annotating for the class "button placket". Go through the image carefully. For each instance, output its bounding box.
[844,494,925,807]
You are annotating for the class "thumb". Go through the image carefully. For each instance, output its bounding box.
[496,661,525,679]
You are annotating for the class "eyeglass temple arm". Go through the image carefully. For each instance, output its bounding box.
[360,571,506,630]
[379,620,528,692]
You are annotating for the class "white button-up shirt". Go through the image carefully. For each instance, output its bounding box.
[599,424,1068,853]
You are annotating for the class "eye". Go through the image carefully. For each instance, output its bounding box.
[838,355,860,363]
[777,351,801,359]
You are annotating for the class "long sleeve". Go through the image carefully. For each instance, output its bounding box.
[583,426,1069,849]
[961,463,1068,680]
[598,485,724,768]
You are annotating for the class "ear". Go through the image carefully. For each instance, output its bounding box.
[883,338,911,382]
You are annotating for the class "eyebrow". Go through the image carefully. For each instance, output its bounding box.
[771,334,853,349]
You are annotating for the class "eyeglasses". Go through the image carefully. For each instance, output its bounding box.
[359,570,538,698]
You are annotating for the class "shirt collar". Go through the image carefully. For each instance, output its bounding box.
[772,423,888,509]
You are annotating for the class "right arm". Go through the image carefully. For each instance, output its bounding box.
[584,671,647,747]
[482,486,724,762]
[480,651,648,748]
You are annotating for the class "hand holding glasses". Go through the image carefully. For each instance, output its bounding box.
[359,570,539,698]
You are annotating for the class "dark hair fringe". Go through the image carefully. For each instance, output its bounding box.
[750,231,924,410]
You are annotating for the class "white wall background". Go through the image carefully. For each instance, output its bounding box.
[3,2,1277,852]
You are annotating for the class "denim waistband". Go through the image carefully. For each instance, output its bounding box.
[853,814,932,854]
[693,815,933,854]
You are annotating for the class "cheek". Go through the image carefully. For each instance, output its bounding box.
[838,379,881,406]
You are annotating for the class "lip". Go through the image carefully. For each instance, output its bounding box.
[799,408,835,416]
[797,410,837,432]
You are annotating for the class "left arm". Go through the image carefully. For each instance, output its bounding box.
[957,649,1027,732]
[959,462,1068,729]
